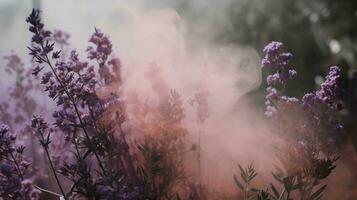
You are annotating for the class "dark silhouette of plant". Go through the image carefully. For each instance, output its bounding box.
[234,164,258,200]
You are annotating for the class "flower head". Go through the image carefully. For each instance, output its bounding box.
[316,66,341,109]
[262,41,292,69]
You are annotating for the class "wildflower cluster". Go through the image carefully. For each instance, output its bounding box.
[262,41,298,117]
[302,66,342,132]
[0,125,39,199]
[25,8,191,200]
[26,9,136,199]
[258,42,342,200]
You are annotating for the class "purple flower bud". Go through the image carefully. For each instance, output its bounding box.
[262,41,292,69]
[281,96,299,105]
[32,66,44,76]
[316,66,341,109]
[41,72,52,84]
[267,73,284,88]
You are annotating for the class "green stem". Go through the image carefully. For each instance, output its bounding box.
[41,45,107,176]
[40,133,67,199]
[278,188,286,200]
[9,151,24,179]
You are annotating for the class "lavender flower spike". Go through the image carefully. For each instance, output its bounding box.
[316,66,341,109]
[262,41,292,69]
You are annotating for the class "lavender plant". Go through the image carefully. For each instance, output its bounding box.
[25,8,190,200]
[235,41,342,200]
[262,42,341,199]
[26,9,138,199]
[0,125,40,199]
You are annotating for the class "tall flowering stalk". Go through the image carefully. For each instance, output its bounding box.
[31,116,66,198]
[25,9,135,199]
[26,8,107,174]
[234,42,343,200]
[260,41,342,200]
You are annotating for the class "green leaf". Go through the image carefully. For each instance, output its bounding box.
[270,184,279,198]
[309,185,326,200]
[249,172,258,181]
[272,173,283,183]
[234,175,244,190]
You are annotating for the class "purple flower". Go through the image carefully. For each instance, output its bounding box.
[266,87,280,101]
[263,42,283,58]
[31,115,48,132]
[267,73,284,89]
[302,66,341,112]
[0,124,38,199]
[262,42,298,116]
[302,92,318,109]
[87,28,112,67]
[0,163,14,177]
[281,96,299,105]
[32,66,44,76]
[0,125,16,158]
[316,66,341,109]
[26,9,51,45]
[265,105,278,117]
[41,71,52,84]
[52,29,70,46]
[262,41,292,69]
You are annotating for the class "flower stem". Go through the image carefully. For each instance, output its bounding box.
[40,133,67,199]
[41,46,107,176]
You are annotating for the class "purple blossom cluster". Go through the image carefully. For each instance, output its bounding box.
[87,28,118,85]
[0,125,40,199]
[261,41,342,199]
[262,41,299,117]
[26,9,127,199]
[263,41,342,132]
[303,66,341,110]
[24,9,167,200]
[262,41,293,70]
[301,66,343,132]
